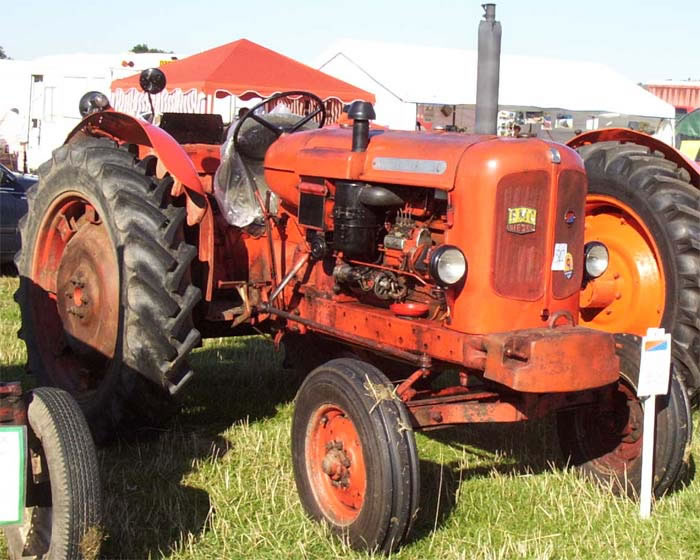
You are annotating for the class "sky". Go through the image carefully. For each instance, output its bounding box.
[2,0,698,83]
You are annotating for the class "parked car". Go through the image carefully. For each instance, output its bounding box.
[0,163,34,265]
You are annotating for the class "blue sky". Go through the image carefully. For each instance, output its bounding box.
[3,0,697,82]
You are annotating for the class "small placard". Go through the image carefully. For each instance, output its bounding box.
[0,425,26,526]
[551,243,568,271]
[637,328,672,397]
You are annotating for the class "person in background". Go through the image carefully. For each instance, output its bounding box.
[0,108,24,171]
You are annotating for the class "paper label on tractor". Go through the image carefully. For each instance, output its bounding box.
[637,328,672,397]
[0,426,26,526]
[551,243,567,271]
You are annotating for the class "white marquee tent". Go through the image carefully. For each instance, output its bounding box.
[0,52,178,170]
[315,39,675,130]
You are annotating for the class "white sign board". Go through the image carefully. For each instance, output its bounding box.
[0,426,26,526]
[637,328,672,519]
[637,328,672,397]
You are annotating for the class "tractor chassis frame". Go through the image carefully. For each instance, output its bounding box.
[401,383,610,430]
[264,303,619,432]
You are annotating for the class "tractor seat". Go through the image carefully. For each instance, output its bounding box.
[159,113,225,145]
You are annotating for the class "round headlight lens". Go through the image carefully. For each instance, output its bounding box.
[430,245,467,286]
[584,242,609,279]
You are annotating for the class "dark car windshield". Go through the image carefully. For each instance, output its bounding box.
[0,163,23,192]
[0,164,14,185]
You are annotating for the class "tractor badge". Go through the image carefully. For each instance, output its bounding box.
[506,207,537,234]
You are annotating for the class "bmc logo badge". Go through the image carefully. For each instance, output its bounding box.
[506,207,537,234]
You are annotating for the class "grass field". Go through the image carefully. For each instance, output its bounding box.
[1,272,700,559]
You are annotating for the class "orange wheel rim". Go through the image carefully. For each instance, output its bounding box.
[306,405,366,525]
[29,193,119,395]
[580,195,666,335]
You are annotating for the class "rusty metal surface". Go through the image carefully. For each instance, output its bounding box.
[198,204,215,301]
[492,171,549,301]
[551,170,586,299]
[410,401,526,427]
[294,296,487,369]
[407,389,601,429]
[65,110,208,224]
[262,304,426,365]
[0,382,22,396]
[482,327,619,392]
[55,217,119,361]
[0,382,26,425]
[276,293,618,395]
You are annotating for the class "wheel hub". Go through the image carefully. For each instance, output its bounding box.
[589,380,644,468]
[64,274,90,319]
[580,195,665,335]
[307,406,367,524]
[56,221,119,361]
[322,441,352,487]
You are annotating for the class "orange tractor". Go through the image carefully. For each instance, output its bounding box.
[13,10,698,555]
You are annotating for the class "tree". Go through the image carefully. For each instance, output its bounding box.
[130,44,172,54]
[0,46,9,60]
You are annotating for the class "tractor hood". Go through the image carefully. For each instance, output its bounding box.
[264,127,491,202]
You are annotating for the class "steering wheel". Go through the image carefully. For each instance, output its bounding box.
[232,91,327,161]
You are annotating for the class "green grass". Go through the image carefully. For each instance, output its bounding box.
[2,273,700,559]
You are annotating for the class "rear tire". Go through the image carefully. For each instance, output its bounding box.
[558,333,692,498]
[3,388,102,559]
[291,358,419,553]
[578,141,700,396]
[15,138,201,441]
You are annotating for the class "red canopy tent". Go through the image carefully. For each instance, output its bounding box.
[111,39,374,120]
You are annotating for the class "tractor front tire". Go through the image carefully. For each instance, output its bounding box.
[15,138,201,441]
[578,141,700,396]
[292,358,419,554]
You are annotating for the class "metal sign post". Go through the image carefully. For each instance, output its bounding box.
[637,328,672,519]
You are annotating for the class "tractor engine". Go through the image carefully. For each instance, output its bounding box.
[263,105,589,337]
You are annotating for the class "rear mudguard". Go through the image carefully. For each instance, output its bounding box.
[65,111,207,224]
[567,128,700,188]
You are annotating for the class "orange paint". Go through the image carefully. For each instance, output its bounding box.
[580,194,666,336]
[77,107,624,428]
[306,405,367,523]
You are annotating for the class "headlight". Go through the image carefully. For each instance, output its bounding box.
[429,245,467,286]
[584,242,609,279]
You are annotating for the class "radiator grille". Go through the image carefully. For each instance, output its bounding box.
[493,171,550,301]
[552,170,586,299]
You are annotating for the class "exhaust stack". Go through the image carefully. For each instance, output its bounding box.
[474,3,501,135]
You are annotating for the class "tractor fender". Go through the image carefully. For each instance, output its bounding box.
[567,128,699,188]
[65,111,206,224]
